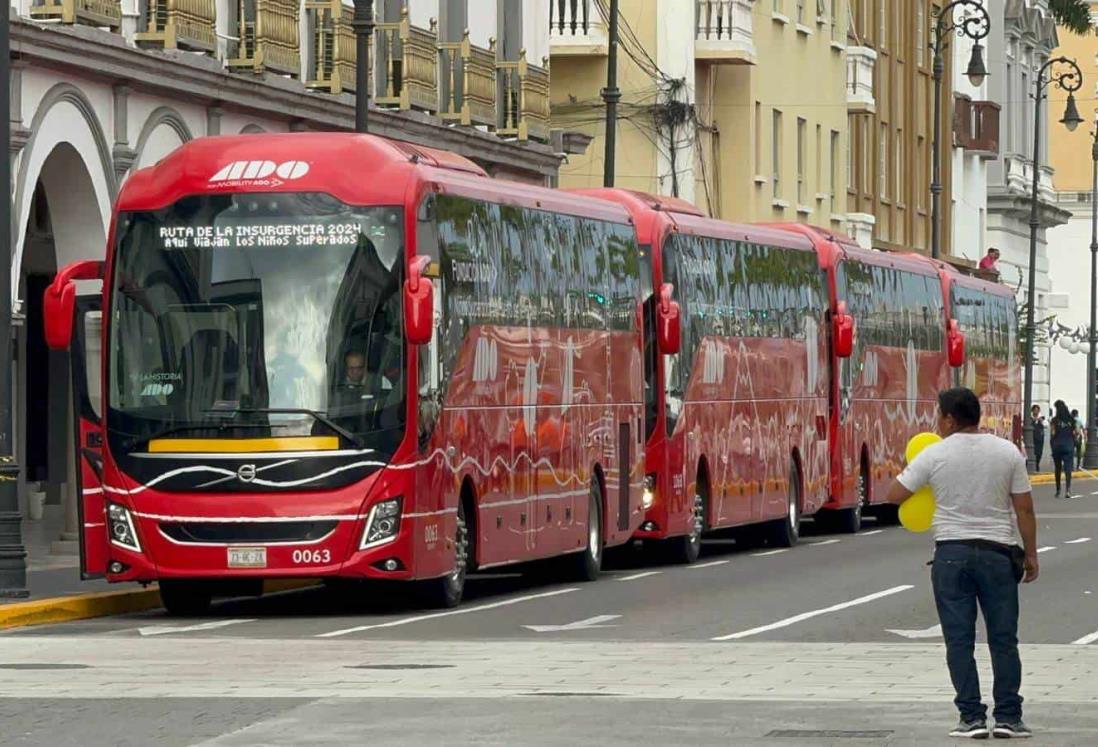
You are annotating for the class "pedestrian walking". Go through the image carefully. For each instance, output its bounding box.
[1072,409,1085,463]
[888,388,1038,740]
[1051,401,1077,498]
[1030,405,1045,472]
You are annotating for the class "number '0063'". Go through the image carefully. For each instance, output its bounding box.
[292,549,331,564]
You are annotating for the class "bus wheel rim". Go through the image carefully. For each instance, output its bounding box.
[588,491,600,563]
[690,492,704,546]
[451,512,468,586]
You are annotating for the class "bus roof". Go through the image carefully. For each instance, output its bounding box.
[116,133,633,224]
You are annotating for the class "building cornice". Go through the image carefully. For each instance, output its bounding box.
[9,15,564,178]
[988,187,1073,228]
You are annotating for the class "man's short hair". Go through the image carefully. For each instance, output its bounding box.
[988,247,1000,255]
[938,387,981,428]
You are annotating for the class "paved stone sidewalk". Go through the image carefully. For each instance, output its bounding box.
[2,637,1095,703]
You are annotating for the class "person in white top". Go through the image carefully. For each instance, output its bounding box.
[887,387,1038,740]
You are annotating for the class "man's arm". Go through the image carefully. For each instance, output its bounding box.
[1012,491,1039,583]
[886,479,914,505]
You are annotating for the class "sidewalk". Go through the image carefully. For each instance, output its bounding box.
[17,504,112,600]
[1030,469,1096,486]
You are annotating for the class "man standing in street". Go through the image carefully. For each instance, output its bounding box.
[888,388,1038,739]
[1030,405,1045,472]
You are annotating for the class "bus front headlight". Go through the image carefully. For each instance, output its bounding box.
[107,503,141,552]
[361,498,403,550]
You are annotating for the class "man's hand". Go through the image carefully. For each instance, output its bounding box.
[1023,553,1039,583]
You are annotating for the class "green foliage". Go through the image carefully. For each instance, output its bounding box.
[1050,0,1095,35]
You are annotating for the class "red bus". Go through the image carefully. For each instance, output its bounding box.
[44,133,646,613]
[939,264,1022,443]
[576,189,833,561]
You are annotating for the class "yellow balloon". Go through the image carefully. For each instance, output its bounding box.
[899,487,936,533]
[905,432,943,464]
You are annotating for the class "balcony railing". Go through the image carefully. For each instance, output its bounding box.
[226,0,301,77]
[134,0,216,52]
[952,98,1000,160]
[29,0,121,28]
[305,0,357,94]
[439,31,496,128]
[1005,157,1055,204]
[695,0,757,64]
[846,46,877,114]
[549,0,609,56]
[498,51,550,142]
[375,8,439,113]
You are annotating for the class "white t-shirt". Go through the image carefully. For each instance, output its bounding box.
[896,433,1030,547]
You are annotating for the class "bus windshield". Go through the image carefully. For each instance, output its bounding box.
[107,192,405,454]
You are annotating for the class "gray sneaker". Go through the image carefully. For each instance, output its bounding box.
[950,719,990,739]
[992,720,1031,739]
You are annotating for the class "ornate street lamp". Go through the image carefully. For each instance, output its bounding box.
[352,0,375,133]
[929,0,991,260]
[1022,57,1084,472]
[1085,114,1098,468]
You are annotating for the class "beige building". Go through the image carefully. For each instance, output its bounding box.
[549,0,854,228]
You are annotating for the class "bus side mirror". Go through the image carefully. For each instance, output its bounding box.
[833,301,855,359]
[948,319,966,368]
[657,283,681,355]
[404,255,434,346]
[44,260,104,351]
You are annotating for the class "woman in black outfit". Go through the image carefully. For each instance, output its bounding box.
[1050,400,1077,498]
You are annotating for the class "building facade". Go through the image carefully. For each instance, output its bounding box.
[1046,3,1098,415]
[985,0,1068,407]
[7,0,566,554]
[549,0,851,229]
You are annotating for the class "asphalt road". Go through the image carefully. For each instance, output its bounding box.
[3,482,1098,746]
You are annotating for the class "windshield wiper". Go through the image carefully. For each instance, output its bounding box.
[124,421,271,451]
[209,407,364,450]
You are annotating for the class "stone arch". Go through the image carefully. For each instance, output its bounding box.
[12,82,113,311]
[134,106,195,169]
[240,123,267,134]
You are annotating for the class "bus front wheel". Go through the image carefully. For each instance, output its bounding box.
[422,501,470,609]
[569,479,603,581]
[159,580,213,617]
[768,462,802,548]
[667,488,705,564]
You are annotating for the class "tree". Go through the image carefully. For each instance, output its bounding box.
[1050,0,1095,35]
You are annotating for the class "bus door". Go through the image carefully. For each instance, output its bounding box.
[70,296,108,578]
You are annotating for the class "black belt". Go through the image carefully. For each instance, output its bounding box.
[936,538,1018,557]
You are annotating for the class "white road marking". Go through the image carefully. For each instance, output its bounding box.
[138,619,256,637]
[616,571,662,582]
[1037,546,1056,554]
[316,588,579,638]
[1065,537,1092,544]
[711,585,915,641]
[751,549,789,557]
[807,539,841,546]
[886,623,943,639]
[523,615,621,633]
[1072,629,1098,645]
[689,560,731,569]
[859,530,884,536]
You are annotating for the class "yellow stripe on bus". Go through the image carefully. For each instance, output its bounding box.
[147,436,341,453]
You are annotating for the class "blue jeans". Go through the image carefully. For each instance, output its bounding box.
[1053,448,1074,493]
[932,541,1023,723]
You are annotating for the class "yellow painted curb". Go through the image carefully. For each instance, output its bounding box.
[0,578,319,631]
[1030,471,1095,485]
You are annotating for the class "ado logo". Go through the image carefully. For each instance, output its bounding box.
[209,160,310,184]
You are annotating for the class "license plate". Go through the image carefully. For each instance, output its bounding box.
[228,547,267,568]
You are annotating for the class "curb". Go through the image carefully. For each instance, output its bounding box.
[1030,471,1095,486]
[0,579,318,631]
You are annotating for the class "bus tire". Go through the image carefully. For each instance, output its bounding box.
[768,461,802,548]
[159,580,213,617]
[667,485,705,564]
[570,478,603,581]
[421,500,470,609]
[875,504,900,526]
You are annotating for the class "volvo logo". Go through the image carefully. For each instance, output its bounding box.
[237,464,257,483]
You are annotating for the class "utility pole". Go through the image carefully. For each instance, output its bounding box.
[0,15,28,597]
[601,0,620,187]
[352,0,374,133]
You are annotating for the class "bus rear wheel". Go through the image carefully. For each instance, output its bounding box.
[159,580,213,617]
[422,502,469,609]
[768,462,802,548]
[569,479,603,581]
[667,489,705,564]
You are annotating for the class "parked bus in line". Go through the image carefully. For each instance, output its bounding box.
[44,133,648,614]
[939,263,1022,444]
[575,189,835,561]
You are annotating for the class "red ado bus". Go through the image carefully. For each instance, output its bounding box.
[577,190,834,561]
[44,133,647,613]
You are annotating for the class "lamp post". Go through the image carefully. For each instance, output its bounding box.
[929,0,990,260]
[602,0,620,187]
[1022,56,1084,472]
[1086,116,1098,468]
[352,0,375,133]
